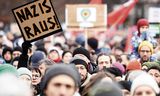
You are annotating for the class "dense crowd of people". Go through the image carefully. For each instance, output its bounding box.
[0,18,160,96]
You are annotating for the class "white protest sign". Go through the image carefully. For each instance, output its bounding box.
[66,4,107,29]
[77,7,96,22]
[12,0,62,42]
[148,7,160,23]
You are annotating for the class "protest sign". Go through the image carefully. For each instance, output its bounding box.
[12,0,62,42]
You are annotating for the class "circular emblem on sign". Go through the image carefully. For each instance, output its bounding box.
[81,9,91,20]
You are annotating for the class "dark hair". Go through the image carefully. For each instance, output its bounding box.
[62,51,72,58]
[2,46,13,57]
[54,43,63,50]
[96,53,112,65]
[147,66,160,72]
[36,47,47,56]
[11,56,20,65]
[31,67,42,77]
[13,46,22,52]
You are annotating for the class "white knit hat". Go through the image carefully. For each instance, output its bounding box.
[131,73,159,96]
[17,67,32,79]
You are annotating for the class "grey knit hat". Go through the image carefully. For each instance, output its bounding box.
[41,64,81,90]
[89,81,123,96]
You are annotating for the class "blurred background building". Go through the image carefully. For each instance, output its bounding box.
[0,0,159,35]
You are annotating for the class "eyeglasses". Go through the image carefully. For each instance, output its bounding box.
[32,75,40,79]
[140,50,151,53]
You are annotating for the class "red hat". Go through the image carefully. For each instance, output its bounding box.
[126,60,141,71]
[137,18,149,36]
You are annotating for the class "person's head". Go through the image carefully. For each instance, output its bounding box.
[138,41,153,63]
[142,62,159,70]
[12,47,22,59]
[96,53,112,70]
[82,72,115,96]
[105,67,122,81]
[38,58,55,76]
[2,47,13,63]
[147,66,160,85]
[17,67,32,86]
[89,81,123,96]
[113,62,126,74]
[48,49,60,63]
[30,51,46,67]
[137,18,149,36]
[125,70,146,83]
[113,46,124,56]
[119,81,131,96]
[120,54,129,66]
[62,51,72,64]
[31,67,42,85]
[0,73,32,96]
[131,73,159,96]
[54,43,63,50]
[70,58,88,81]
[126,60,141,72]
[73,47,91,63]
[87,37,98,51]
[0,64,18,76]
[11,56,20,69]
[41,64,80,96]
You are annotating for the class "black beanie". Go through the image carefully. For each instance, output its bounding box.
[41,64,81,91]
[118,81,131,91]
[88,37,98,50]
[70,59,88,71]
[73,47,90,60]
[105,67,122,77]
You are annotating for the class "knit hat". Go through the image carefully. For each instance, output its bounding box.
[126,60,141,71]
[113,62,125,74]
[118,81,131,91]
[73,47,90,60]
[126,70,146,83]
[131,73,159,95]
[89,81,123,96]
[137,18,149,36]
[41,64,81,90]
[0,64,18,76]
[0,74,32,96]
[142,62,159,69]
[70,58,88,71]
[17,67,32,79]
[105,67,122,77]
[88,37,98,50]
[30,51,46,68]
[75,34,85,45]
[138,41,153,54]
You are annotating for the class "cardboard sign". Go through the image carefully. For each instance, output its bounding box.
[66,4,107,30]
[12,0,62,42]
